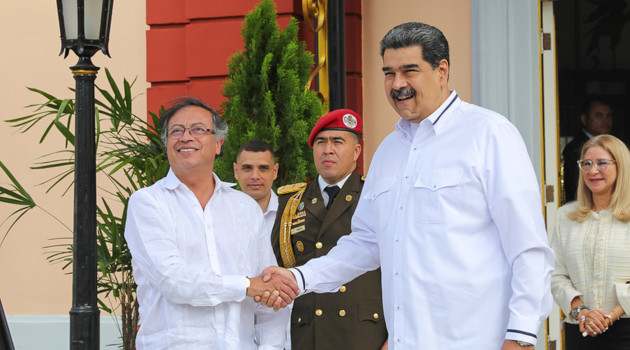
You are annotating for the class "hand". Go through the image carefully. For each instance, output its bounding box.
[380,338,388,350]
[248,266,299,310]
[501,340,533,350]
[257,266,299,309]
[247,273,297,310]
[579,308,610,337]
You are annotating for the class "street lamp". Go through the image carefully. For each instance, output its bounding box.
[56,1,114,349]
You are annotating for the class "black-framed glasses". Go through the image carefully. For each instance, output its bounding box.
[577,159,616,172]
[168,126,215,139]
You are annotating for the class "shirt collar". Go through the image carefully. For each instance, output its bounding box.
[264,190,278,215]
[318,172,352,190]
[163,168,182,189]
[582,129,595,139]
[395,90,460,139]
[163,168,228,195]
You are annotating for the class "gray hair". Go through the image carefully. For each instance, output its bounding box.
[379,22,450,69]
[159,97,228,147]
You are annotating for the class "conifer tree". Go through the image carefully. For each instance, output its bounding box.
[214,0,324,186]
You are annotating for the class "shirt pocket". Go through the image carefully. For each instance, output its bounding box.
[291,306,313,327]
[413,168,462,223]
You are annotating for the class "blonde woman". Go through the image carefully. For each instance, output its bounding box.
[551,134,630,349]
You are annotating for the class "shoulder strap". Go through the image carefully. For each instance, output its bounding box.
[279,187,306,268]
[278,182,307,195]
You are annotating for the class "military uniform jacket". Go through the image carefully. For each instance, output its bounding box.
[271,171,387,350]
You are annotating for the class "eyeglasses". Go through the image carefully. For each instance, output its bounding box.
[168,126,215,139]
[577,159,616,172]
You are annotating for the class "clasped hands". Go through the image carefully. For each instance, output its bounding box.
[578,308,616,337]
[246,266,299,310]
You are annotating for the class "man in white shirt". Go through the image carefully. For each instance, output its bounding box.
[125,97,296,350]
[234,139,279,233]
[261,22,554,350]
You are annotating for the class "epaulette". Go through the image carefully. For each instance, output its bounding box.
[278,182,307,195]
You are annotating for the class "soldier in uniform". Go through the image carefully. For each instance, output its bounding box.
[271,109,388,350]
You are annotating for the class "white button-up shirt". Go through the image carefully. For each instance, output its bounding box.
[294,91,554,349]
[125,170,288,350]
[263,191,278,235]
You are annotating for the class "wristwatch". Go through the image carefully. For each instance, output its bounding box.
[570,305,589,320]
[516,341,534,347]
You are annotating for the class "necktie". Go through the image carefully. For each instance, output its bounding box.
[324,185,340,210]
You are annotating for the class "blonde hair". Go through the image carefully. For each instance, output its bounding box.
[568,134,630,222]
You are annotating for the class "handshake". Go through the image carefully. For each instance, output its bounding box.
[246,266,300,310]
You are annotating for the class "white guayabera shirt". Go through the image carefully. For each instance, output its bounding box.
[125,170,288,350]
[293,91,555,349]
[263,191,279,235]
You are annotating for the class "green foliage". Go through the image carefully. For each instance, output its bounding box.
[0,69,167,349]
[0,161,37,246]
[214,0,324,186]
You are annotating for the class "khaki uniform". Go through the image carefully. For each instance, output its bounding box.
[271,171,387,350]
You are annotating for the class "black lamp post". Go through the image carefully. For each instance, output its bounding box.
[327,0,346,110]
[56,1,113,349]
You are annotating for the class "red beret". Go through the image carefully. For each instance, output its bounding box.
[308,109,363,147]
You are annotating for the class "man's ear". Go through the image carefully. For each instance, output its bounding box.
[580,114,587,127]
[216,138,225,155]
[273,163,279,180]
[438,59,449,85]
[353,142,362,162]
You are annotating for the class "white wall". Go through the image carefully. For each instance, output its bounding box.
[0,0,148,346]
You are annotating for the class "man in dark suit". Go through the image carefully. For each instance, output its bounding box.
[271,109,388,350]
[563,97,613,202]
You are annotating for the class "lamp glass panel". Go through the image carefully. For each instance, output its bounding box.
[84,0,104,40]
[62,0,78,40]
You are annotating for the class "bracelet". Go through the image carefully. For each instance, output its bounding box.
[610,310,620,323]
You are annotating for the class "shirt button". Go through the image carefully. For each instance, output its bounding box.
[297,317,302,323]
[373,313,379,319]
[315,309,323,316]
[315,242,323,249]
[339,285,347,292]
[339,310,346,317]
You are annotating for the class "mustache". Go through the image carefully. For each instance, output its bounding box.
[391,88,417,100]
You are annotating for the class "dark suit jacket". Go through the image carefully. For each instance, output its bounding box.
[562,131,589,203]
[271,171,387,350]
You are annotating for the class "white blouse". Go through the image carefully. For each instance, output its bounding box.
[550,202,630,323]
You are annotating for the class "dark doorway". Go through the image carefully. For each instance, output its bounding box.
[554,0,630,203]
[555,0,630,143]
